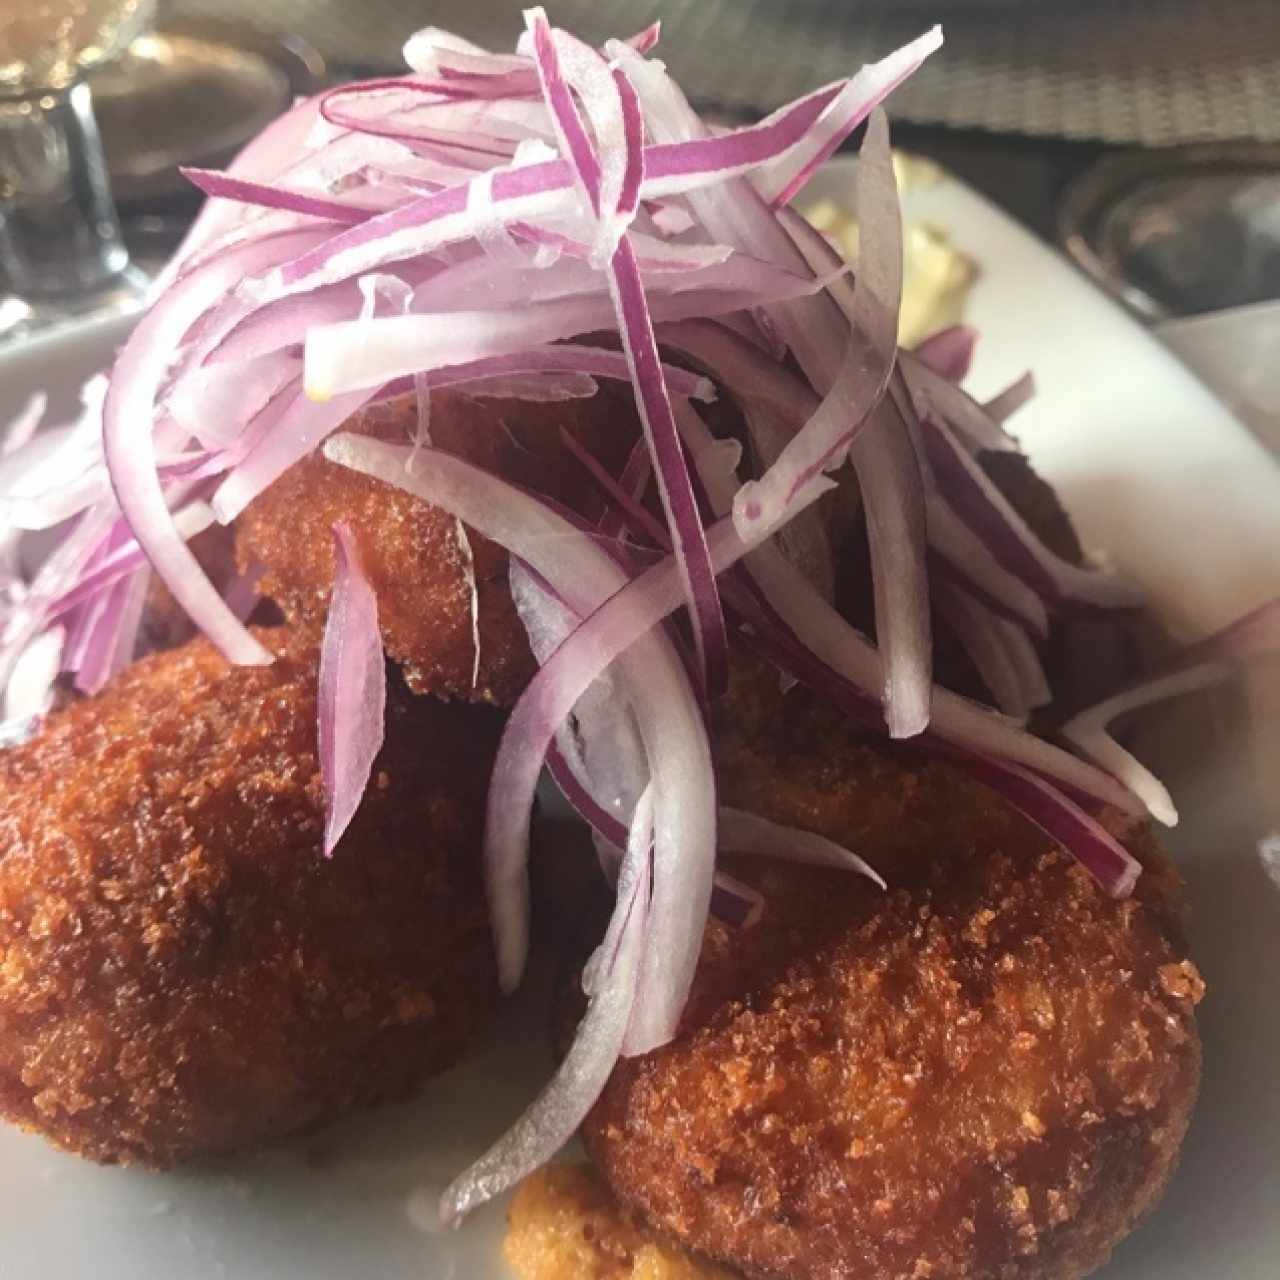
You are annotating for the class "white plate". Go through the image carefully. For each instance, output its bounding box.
[1,165,1278,1280]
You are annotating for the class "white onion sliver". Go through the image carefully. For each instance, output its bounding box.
[1061,662,1229,828]
[4,625,64,722]
[717,807,885,888]
[933,579,1029,718]
[452,518,482,691]
[440,785,652,1226]
[913,324,978,384]
[317,521,387,856]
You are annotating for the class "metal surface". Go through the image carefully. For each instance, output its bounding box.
[1060,146,1280,320]
[92,16,324,203]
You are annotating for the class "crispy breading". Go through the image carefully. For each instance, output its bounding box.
[236,386,639,706]
[0,627,502,1167]
[581,662,1203,1280]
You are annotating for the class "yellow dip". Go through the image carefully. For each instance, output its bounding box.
[504,1163,736,1280]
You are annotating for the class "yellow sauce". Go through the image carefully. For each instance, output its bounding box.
[504,1163,735,1280]
[802,152,978,349]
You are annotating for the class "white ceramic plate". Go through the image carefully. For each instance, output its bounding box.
[1,164,1277,1280]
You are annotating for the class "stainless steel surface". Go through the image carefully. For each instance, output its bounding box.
[92,16,325,203]
[1060,146,1280,320]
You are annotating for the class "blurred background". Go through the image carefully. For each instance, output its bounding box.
[1,0,1277,436]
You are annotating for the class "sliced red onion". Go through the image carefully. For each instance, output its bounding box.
[2,393,47,453]
[717,807,885,887]
[71,568,149,696]
[411,371,432,451]
[468,167,534,264]
[727,116,929,736]
[705,869,764,930]
[735,535,1137,810]
[752,26,943,207]
[0,503,112,677]
[166,351,299,450]
[452,518,482,690]
[324,435,714,1021]
[405,248,815,319]
[913,324,978,384]
[181,168,369,222]
[512,219,736,271]
[526,12,627,263]
[731,579,1143,897]
[303,272,825,401]
[919,411,1145,611]
[151,94,328,295]
[662,322,836,600]
[899,352,1019,453]
[318,521,387,856]
[958,753,1141,896]
[440,785,652,1227]
[927,499,1050,637]
[102,231,333,667]
[934,579,1032,717]
[248,82,845,299]
[403,27,526,79]
[491,24,725,696]
[603,242,728,695]
[982,371,1036,426]
[856,397,932,737]
[320,83,528,158]
[211,384,377,524]
[559,427,670,550]
[997,612,1052,711]
[0,376,109,532]
[458,371,596,401]
[4,625,64,721]
[399,344,713,404]
[50,498,215,618]
[1061,662,1234,827]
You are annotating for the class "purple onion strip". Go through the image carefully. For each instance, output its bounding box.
[317,521,387,856]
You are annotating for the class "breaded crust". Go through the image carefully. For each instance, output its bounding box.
[582,668,1203,1280]
[236,386,639,706]
[0,628,502,1167]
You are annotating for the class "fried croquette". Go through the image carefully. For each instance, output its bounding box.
[581,662,1204,1280]
[237,385,640,706]
[0,627,502,1167]
[505,1162,736,1280]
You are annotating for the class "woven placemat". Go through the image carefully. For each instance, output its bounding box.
[169,0,1280,146]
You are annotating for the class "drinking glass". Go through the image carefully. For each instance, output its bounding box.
[0,1,154,333]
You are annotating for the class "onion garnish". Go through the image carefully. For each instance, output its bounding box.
[323,435,715,1034]
[440,785,653,1227]
[1060,594,1280,826]
[717,807,886,888]
[913,323,978,384]
[4,625,63,722]
[317,521,387,856]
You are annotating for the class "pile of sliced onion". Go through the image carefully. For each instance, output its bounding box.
[0,9,1273,1224]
